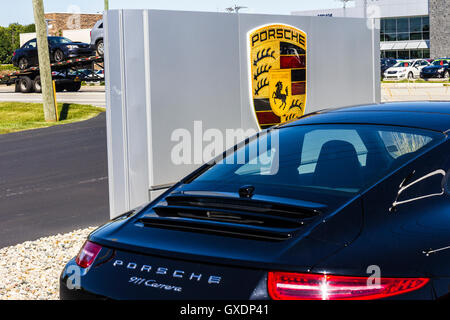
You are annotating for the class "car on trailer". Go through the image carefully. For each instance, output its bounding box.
[12,37,95,70]
[60,102,450,300]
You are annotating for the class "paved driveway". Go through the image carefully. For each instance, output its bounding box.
[0,113,109,248]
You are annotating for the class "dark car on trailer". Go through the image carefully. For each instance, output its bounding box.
[60,102,450,300]
[12,37,95,70]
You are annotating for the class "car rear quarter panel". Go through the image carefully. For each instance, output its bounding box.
[311,139,450,281]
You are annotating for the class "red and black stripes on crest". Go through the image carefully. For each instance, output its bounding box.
[254,98,280,129]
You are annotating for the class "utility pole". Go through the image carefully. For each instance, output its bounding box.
[32,0,56,122]
[225,5,248,14]
[104,0,109,11]
[337,0,354,18]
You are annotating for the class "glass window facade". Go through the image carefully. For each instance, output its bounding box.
[380,16,429,42]
[380,16,430,59]
[381,49,430,59]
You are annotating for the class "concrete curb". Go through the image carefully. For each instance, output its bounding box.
[382,82,449,88]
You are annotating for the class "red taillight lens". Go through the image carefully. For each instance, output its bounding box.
[75,241,102,268]
[268,272,429,300]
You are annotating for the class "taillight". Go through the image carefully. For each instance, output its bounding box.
[75,241,102,268]
[268,271,429,300]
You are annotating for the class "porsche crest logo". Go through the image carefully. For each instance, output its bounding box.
[249,24,307,129]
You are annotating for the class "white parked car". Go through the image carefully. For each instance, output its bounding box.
[383,59,430,80]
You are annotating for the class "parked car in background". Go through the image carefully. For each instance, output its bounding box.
[420,59,450,80]
[12,37,95,70]
[383,59,430,80]
[90,20,104,56]
[380,58,397,79]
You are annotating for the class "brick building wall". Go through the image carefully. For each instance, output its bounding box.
[45,13,102,36]
[429,0,450,58]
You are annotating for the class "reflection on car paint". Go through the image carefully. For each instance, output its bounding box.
[390,169,447,212]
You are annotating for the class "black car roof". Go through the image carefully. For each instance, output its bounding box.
[283,101,450,133]
[25,36,66,42]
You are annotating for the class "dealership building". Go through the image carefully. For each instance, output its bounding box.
[292,0,450,59]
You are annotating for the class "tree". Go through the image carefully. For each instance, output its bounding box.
[0,28,11,64]
[0,23,36,64]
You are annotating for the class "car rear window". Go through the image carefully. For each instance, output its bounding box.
[378,131,433,159]
[192,125,443,204]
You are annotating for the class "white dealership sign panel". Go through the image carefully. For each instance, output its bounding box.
[105,9,380,218]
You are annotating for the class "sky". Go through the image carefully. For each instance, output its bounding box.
[0,0,351,27]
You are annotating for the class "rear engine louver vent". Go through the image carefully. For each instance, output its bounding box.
[137,195,323,242]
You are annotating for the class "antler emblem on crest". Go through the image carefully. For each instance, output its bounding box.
[253,48,276,66]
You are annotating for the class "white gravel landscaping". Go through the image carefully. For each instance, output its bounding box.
[0,227,97,300]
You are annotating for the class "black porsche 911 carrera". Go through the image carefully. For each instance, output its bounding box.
[60,102,450,300]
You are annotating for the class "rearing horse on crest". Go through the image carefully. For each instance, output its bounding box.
[272,81,289,109]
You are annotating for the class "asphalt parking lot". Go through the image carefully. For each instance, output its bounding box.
[0,113,109,248]
[0,85,106,108]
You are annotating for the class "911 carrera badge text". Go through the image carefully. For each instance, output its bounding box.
[113,260,222,285]
[129,276,183,292]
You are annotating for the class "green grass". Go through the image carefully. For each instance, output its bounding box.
[81,81,105,86]
[0,102,105,134]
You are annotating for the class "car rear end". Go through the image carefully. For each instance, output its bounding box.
[60,188,343,300]
[60,214,434,300]
[60,116,448,300]
[60,241,267,300]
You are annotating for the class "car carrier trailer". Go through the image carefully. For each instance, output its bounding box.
[0,56,104,93]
